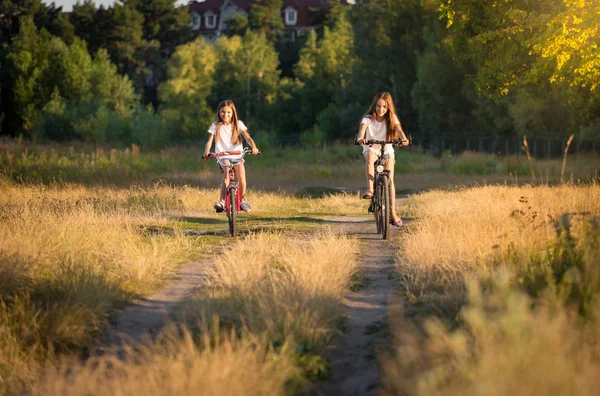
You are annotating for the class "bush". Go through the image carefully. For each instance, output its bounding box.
[300,126,326,149]
[131,107,171,151]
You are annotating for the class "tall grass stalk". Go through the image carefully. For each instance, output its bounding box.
[561,134,574,181]
[522,135,536,183]
[24,232,358,395]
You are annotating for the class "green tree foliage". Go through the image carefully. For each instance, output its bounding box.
[134,0,193,107]
[105,1,152,91]
[71,0,99,48]
[279,10,354,138]
[348,0,427,131]
[158,36,217,139]
[2,15,136,139]
[248,0,284,43]
[410,2,473,137]
[211,31,280,128]
[4,16,52,136]
[439,0,600,136]
[135,0,191,54]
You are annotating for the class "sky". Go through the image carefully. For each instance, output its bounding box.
[48,0,189,12]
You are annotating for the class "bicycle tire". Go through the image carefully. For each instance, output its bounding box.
[381,173,390,240]
[228,187,237,237]
[374,175,382,234]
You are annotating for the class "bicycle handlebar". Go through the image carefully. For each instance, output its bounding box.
[203,147,260,160]
[355,137,412,147]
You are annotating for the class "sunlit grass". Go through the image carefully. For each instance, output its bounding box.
[384,182,600,395]
[21,231,359,395]
[31,327,296,396]
[180,231,359,354]
[396,183,600,317]
[381,277,600,396]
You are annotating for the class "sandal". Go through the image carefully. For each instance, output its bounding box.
[362,191,373,199]
[390,217,403,227]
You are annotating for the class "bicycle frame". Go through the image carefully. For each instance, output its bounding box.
[217,155,243,215]
[205,148,253,237]
[360,139,407,240]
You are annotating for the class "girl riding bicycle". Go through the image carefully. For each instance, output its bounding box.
[203,100,259,212]
[356,92,409,226]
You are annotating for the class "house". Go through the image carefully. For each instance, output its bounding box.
[188,0,350,42]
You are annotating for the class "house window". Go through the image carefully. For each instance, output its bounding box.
[284,7,297,26]
[205,11,217,29]
[191,13,201,29]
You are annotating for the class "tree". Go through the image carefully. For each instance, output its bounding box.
[4,16,52,136]
[135,0,192,54]
[211,31,280,128]
[280,10,355,138]
[349,0,427,130]
[105,1,151,91]
[248,0,284,43]
[71,0,97,46]
[158,36,217,138]
[439,0,600,135]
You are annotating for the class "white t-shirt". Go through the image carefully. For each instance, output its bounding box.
[360,115,399,156]
[208,120,247,154]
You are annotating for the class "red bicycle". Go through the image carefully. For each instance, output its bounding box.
[204,148,257,237]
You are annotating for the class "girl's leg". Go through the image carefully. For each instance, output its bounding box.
[385,158,401,223]
[234,162,251,211]
[220,164,229,201]
[234,162,247,199]
[365,150,376,194]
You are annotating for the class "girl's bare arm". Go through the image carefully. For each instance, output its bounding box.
[394,121,409,145]
[204,134,214,156]
[240,130,259,153]
[356,123,368,143]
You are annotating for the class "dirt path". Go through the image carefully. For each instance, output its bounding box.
[100,255,214,348]
[99,208,404,395]
[309,214,403,396]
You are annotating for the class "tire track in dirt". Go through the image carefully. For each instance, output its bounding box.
[100,254,215,349]
[311,213,404,396]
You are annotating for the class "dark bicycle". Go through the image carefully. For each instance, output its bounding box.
[357,139,410,240]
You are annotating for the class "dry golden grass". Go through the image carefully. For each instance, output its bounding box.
[31,326,295,396]
[181,231,360,350]
[0,183,198,392]
[397,183,600,315]
[384,183,600,395]
[0,179,361,394]
[381,277,600,396]
[21,231,358,395]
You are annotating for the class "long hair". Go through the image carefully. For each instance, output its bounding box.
[362,92,399,140]
[215,100,240,145]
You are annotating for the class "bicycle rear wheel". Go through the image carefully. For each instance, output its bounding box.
[381,174,390,240]
[228,187,237,237]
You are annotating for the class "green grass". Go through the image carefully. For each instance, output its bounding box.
[3,141,598,189]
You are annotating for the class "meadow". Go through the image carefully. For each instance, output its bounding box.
[1,140,599,395]
[382,183,600,395]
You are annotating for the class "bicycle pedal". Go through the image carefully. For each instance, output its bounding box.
[368,203,375,213]
[215,208,224,213]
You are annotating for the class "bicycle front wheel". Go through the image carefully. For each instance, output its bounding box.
[381,173,390,240]
[228,187,237,237]
[374,176,382,234]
